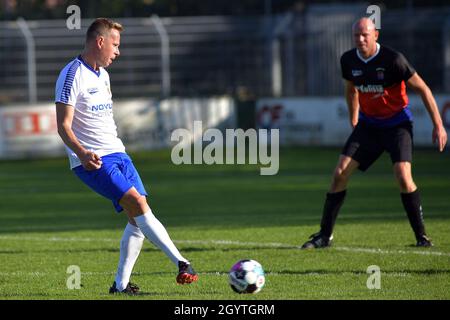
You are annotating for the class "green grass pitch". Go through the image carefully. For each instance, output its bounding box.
[0,147,449,300]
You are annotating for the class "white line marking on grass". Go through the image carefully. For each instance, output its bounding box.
[0,235,449,257]
[334,246,450,257]
[176,240,450,257]
[0,235,116,242]
[0,271,414,278]
[177,239,296,248]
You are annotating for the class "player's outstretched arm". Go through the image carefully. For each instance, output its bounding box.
[56,102,102,170]
[407,73,448,152]
[344,80,359,128]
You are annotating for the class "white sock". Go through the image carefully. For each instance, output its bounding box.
[134,209,187,266]
[114,223,145,291]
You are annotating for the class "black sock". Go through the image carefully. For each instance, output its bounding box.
[401,190,426,240]
[320,190,347,238]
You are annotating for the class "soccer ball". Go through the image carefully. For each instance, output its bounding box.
[228,259,265,294]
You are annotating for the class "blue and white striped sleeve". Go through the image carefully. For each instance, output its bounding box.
[55,60,81,106]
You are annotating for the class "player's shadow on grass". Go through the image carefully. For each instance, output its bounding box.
[104,291,162,298]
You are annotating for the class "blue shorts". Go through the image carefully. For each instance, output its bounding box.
[73,152,148,213]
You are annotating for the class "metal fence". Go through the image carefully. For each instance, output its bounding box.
[0,5,449,104]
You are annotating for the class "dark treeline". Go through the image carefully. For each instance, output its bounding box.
[1,0,449,20]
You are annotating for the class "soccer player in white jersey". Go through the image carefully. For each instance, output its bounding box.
[55,18,198,294]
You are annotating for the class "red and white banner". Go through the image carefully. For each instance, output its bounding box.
[0,104,63,158]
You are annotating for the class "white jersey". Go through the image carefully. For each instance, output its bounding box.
[55,56,125,169]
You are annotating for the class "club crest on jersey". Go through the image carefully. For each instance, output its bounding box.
[87,87,99,95]
[352,69,363,77]
[376,68,385,80]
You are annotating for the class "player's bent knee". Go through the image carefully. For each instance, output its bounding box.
[330,169,350,192]
[333,156,357,182]
[394,168,416,192]
[120,189,149,216]
[333,167,350,183]
[135,195,148,208]
[395,173,415,192]
[394,163,415,188]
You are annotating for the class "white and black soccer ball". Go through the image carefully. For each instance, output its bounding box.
[228,259,265,294]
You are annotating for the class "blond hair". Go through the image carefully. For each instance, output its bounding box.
[86,18,123,42]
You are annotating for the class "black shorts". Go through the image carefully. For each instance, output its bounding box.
[342,121,413,171]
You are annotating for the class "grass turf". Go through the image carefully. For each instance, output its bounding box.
[0,147,449,300]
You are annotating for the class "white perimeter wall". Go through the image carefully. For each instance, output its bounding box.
[1,95,449,159]
[0,97,236,159]
[256,95,450,146]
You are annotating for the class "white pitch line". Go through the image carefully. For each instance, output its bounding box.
[0,236,117,243]
[0,235,449,257]
[177,239,296,248]
[0,271,412,277]
[180,240,450,257]
[333,246,450,257]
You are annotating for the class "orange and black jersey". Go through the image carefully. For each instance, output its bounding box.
[340,44,416,126]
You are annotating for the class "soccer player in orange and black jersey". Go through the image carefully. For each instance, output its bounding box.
[341,43,415,127]
[301,17,447,249]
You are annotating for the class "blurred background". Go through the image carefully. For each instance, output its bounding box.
[0,0,450,158]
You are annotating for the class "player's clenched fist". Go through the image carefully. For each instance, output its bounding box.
[80,150,102,170]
